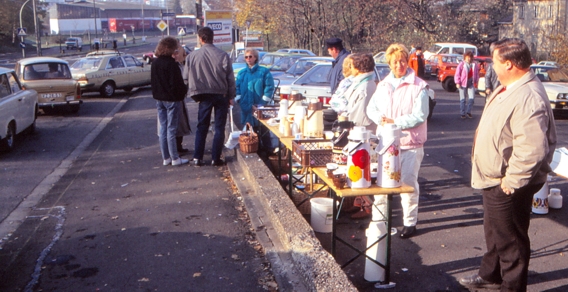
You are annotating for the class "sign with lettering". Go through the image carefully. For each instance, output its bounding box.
[204,10,233,46]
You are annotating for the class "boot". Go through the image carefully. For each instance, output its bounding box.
[176,136,189,153]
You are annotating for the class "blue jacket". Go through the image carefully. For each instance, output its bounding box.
[329,49,350,94]
[236,63,275,126]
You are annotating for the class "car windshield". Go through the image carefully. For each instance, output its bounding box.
[533,67,568,82]
[441,55,463,64]
[71,58,102,70]
[271,56,301,72]
[286,60,320,75]
[295,65,331,85]
[23,63,72,80]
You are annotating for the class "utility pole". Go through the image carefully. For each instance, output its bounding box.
[19,0,31,58]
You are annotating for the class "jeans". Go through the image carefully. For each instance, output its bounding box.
[458,85,475,115]
[194,95,229,161]
[157,100,181,161]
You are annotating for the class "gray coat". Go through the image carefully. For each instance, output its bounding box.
[185,43,236,99]
[484,63,500,91]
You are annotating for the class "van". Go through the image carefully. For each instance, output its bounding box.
[65,37,83,51]
[424,43,477,59]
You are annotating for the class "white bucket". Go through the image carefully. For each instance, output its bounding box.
[310,198,334,233]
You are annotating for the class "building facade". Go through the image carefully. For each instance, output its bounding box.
[499,0,567,60]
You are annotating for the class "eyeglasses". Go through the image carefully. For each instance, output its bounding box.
[245,55,254,59]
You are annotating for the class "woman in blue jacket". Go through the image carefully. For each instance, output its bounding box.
[235,49,275,127]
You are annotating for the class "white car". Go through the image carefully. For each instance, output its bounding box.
[276,48,316,56]
[531,65,568,110]
[0,67,38,151]
[273,56,333,102]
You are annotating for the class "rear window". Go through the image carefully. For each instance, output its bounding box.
[295,65,331,85]
[23,63,72,80]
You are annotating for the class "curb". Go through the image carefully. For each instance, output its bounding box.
[224,141,357,291]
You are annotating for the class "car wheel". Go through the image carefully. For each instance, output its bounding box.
[123,87,133,93]
[100,81,116,97]
[1,122,16,152]
[444,78,457,92]
[69,104,80,113]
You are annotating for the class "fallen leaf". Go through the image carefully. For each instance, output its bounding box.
[137,278,149,282]
[193,272,201,277]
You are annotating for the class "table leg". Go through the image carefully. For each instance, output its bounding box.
[374,193,396,289]
[331,190,338,257]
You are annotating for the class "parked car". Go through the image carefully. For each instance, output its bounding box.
[263,53,305,78]
[0,67,38,151]
[71,52,151,97]
[276,48,316,56]
[273,56,333,102]
[537,61,559,67]
[530,65,568,110]
[436,54,464,92]
[259,52,304,71]
[232,51,268,76]
[65,37,83,51]
[15,57,82,114]
[424,42,477,59]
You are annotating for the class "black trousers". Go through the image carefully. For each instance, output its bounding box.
[479,182,543,292]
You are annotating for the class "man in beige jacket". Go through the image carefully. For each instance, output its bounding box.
[460,38,557,291]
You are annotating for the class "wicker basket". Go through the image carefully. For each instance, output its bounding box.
[239,123,259,153]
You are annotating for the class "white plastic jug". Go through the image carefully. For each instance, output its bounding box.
[532,181,549,214]
[376,124,402,188]
[344,126,371,188]
[549,188,563,209]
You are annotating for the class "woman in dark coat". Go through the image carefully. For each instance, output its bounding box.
[151,36,188,166]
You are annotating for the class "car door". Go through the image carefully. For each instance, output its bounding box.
[105,56,129,88]
[0,72,35,136]
[123,55,149,87]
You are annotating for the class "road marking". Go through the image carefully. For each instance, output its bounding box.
[0,97,129,249]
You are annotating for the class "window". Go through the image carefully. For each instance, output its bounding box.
[0,74,10,98]
[519,5,524,19]
[123,56,138,67]
[8,73,22,94]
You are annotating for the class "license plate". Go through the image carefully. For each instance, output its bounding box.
[66,96,74,101]
[40,93,63,99]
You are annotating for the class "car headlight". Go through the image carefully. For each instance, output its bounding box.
[557,93,568,99]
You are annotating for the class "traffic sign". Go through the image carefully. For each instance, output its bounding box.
[17,27,27,36]
[20,42,26,48]
[157,20,167,32]
[177,27,186,36]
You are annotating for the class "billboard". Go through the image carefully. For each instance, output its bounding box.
[204,10,232,46]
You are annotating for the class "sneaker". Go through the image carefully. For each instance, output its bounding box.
[467,113,473,119]
[192,158,204,167]
[211,159,226,166]
[172,158,189,166]
[163,158,172,166]
[461,115,466,119]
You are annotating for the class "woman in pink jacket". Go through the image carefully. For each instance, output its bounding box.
[454,51,480,119]
[366,43,430,238]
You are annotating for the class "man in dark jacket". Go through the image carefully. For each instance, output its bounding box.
[326,38,350,95]
[186,27,236,166]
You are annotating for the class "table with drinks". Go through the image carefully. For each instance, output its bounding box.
[255,100,414,287]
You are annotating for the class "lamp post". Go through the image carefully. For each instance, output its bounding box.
[141,0,144,41]
[92,0,98,41]
[19,0,31,58]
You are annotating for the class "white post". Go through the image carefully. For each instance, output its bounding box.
[19,0,31,58]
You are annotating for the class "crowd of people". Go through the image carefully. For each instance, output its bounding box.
[151,29,557,291]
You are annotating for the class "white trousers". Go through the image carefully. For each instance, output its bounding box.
[372,147,424,227]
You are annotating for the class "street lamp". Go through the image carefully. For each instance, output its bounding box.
[92,0,98,41]
[19,0,32,58]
